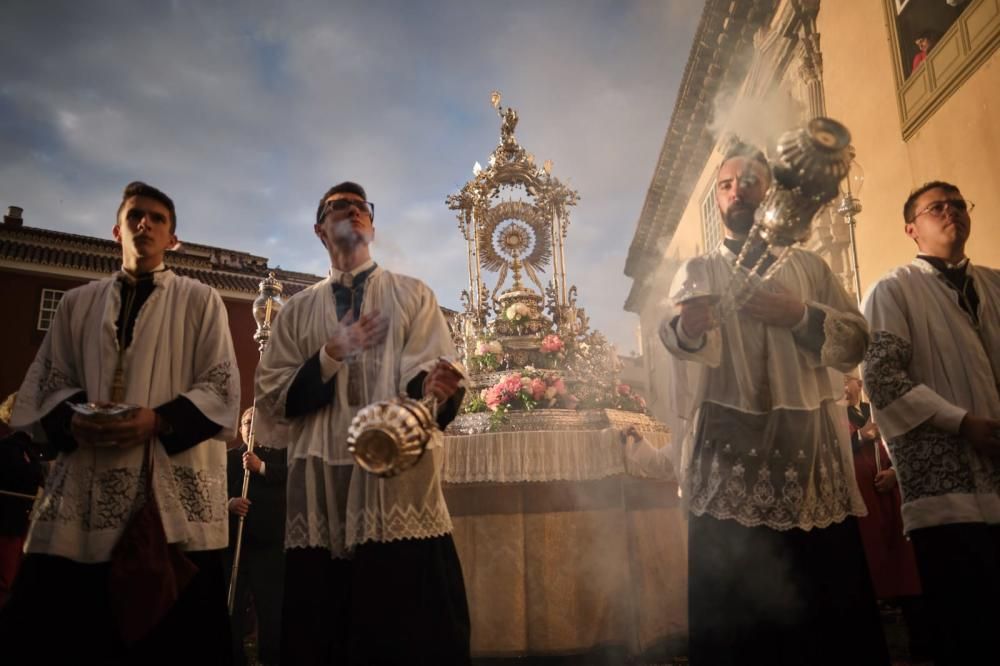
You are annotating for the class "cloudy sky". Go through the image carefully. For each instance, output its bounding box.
[0,0,699,353]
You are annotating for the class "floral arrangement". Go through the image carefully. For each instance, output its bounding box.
[476,340,503,355]
[611,383,647,412]
[470,339,503,372]
[504,302,531,322]
[540,334,564,353]
[464,368,579,429]
[458,299,652,431]
[539,333,565,368]
[463,364,649,430]
[559,377,648,415]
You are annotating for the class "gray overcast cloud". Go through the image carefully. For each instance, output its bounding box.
[0,0,699,353]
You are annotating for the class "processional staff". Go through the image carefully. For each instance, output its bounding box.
[836,153,879,469]
[227,272,284,615]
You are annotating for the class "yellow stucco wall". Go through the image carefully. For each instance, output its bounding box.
[819,1,1000,297]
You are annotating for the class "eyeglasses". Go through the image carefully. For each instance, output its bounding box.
[908,199,974,223]
[322,198,375,219]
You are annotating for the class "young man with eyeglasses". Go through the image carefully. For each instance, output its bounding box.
[254,181,470,664]
[863,180,1000,665]
[0,181,240,663]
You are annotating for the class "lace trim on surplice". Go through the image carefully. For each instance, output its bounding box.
[32,458,227,531]
[346,500,453,547]
[686,405,855,531]
[193,360,235,403]
[819,308,867,369]
[863,329,999,503]
[862,330,916,410]
[35,359,77,410]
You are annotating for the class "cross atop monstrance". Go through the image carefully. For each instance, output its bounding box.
[446,91,582,354]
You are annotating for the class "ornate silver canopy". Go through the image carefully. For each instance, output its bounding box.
[446,91,582,353]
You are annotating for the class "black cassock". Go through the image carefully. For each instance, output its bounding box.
[225,442,287,666]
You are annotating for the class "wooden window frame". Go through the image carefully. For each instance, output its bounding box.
[700,182,722,253]
[36,288,65,332]
[884,0,1000,140]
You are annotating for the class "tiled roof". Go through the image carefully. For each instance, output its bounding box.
[0,224,323,297]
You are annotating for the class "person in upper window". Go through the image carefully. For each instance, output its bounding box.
[911,29,941,73]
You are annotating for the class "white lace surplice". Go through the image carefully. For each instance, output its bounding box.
[863,258,1000,533]
[11,271,240,563]
[254,268,460,558]
[652,245,869,531]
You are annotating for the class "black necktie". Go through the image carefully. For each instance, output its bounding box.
[331,265,377,407]
[331,265,377,321]
[921,256,979,324]
[116,273,157,349]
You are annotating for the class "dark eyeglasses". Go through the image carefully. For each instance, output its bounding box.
[908,199,974,222]
[322,198,375,219]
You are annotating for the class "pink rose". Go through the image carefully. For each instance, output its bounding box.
[617,383,631,396]
[540,334,564,353]
[553,378,567,396]
[484,385,502,411]
[530,378,546,400]
[502,375,523,395]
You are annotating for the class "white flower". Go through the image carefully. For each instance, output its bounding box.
[475,339,503,356]
[505,303,530,321]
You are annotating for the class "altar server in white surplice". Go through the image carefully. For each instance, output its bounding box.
[863,180,1000,666]
[631,145,888,666]
[0,182,239,665]
[254,181,470,665]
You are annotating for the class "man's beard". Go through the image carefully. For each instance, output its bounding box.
[723,203,757,236]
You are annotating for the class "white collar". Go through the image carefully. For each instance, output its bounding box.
[329,258,376,285]
[115,263,168,284]
[914,255,971,273]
